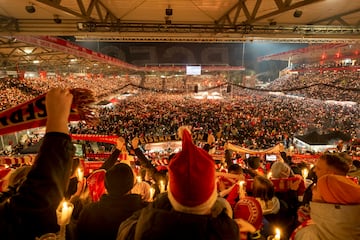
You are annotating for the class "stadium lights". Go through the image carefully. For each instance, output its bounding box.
[293,10,303,18]
[25,4,36,13]
[53,15,62,24]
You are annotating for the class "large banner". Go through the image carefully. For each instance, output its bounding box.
[138,133,208,144]
[70,133,208,145]
[71,134,119,144]
[226,143,285,154]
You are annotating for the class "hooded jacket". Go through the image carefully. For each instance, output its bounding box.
[293,201,360,240]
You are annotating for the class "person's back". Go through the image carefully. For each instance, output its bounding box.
[76,163,147,240]
[124,193,238,240]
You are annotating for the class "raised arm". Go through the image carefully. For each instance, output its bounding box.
[100,137,125,170]
[7,88,76,239]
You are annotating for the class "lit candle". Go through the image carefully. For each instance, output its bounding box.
[56,200,74,226]
[76,167,84,182]
[301,168,308,179]
[267,171,272,179]
[136,176,142,183]
[56,200,74,240]
[238,180,246,198]
[61,202,70,225]
[289,146,294,152]
[149,187,155,201]
[159,180,165,193]
[274,228,281,240]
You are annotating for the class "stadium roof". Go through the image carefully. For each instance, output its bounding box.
[257,42,360,63]
[0,0,359,72]
[1,0,359,43]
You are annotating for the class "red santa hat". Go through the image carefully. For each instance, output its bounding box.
[234,196,263,231]
[168,127,217,215]
[86,169,106,202]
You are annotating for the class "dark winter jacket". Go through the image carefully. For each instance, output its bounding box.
[0,132,75,240]
[117,194,239,240]
[76,193,147,240]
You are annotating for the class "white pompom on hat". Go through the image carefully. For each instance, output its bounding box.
[168,127,217,215]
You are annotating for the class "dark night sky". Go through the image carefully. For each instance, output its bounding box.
[75,41,305,65]
[69,38,308,78]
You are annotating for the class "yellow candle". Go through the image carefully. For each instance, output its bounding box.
[239,181,245,198]
[159,180,165,193]
[274,228,281,240]
[57,201,74,226]
[76,168,84,181]
[136,176,142,183]
[289,146,294,152]
[301,168,308,179]
[267,171,272,179]
[149,187,155,201]
[61,202,69,224]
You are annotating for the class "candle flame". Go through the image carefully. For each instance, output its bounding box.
[57,200,74,226]
[136,176,142,183]
[238,180,246,198]
[76,167,84,181]
[159,180,165,193]
[149,187,155,201]
[301,168,308,179]
[62,201,68,210]
[275,228,281,240]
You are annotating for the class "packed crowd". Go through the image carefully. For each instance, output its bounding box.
[1,67,359,156]
[1,65,359,113]
[70,91,358,150]
[0,73,228,112]
[0,88,359,240]
[268,69,360,102]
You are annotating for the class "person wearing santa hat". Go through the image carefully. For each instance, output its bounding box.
[117,126,242,240]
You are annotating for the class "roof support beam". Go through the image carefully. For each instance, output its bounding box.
[216,0,323,27]
[0,15,18,32]
[36,0,118,23]
[310,8,360,26]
